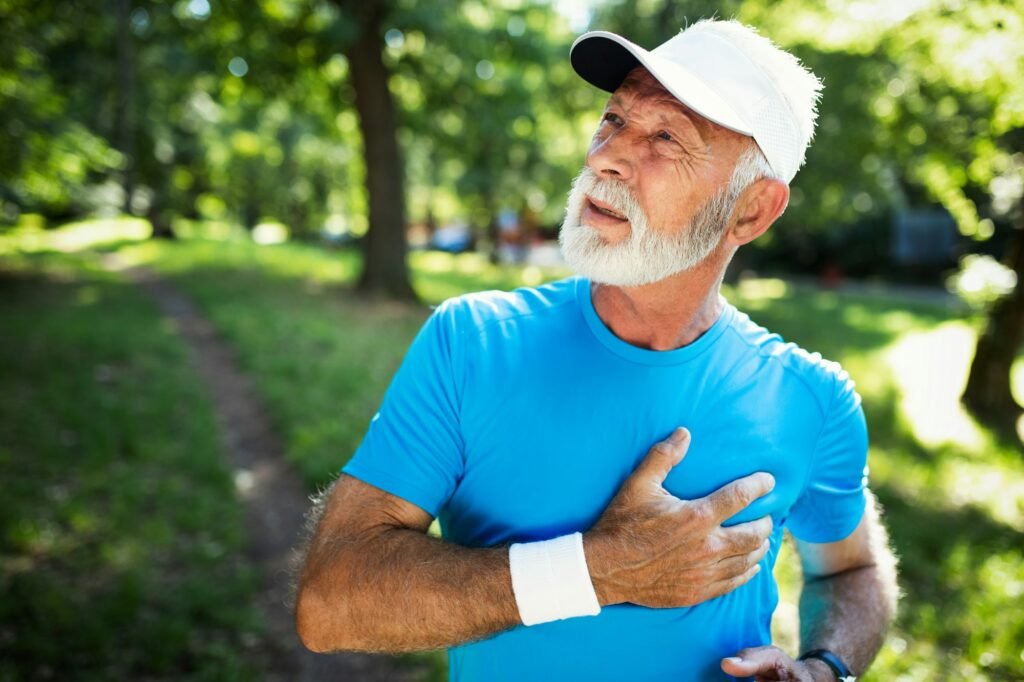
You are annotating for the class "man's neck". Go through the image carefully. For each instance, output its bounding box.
[590,251,729,352]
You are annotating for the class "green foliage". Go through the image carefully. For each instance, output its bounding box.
[592,0,744,45]
[741,0,1024,240]
[0,251,262,680]
[1,0,596,239]
[388,1,596,227]
[0,3,122,217]
[883,1,1024,238]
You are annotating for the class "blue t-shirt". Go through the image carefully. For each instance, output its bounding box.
[343,277,868,681]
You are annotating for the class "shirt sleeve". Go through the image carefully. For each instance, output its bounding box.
[341,299,465,518]
[786,366,869,543]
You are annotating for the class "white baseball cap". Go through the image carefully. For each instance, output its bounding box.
[570,27,807,183]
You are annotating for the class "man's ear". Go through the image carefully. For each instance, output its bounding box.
[724,178,789,247]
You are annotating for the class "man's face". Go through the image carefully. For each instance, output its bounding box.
[559,67,750,287]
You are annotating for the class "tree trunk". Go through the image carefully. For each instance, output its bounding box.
[962,209,1024,425]
[338,0,416,300]
[115,0,135,214]
[148,190,175,239]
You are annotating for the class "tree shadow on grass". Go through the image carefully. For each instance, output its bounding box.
[874,479,1024,679]
[865,378,1024,679]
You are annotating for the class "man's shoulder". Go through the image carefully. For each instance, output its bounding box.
[726,306,859,416]
[435,277,579,332]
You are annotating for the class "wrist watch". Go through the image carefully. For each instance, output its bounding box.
[797,649,856,682]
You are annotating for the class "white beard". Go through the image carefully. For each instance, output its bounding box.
[558,167,735,287]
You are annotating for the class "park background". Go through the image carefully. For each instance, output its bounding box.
[2,0,1023,679]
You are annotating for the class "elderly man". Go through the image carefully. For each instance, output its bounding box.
[296,19,898,681]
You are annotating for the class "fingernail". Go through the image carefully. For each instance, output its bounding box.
[669,427,689,443]
[724,657,742,665]
[759,472,775,490]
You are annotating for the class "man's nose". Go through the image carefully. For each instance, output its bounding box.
[586,130,634,182]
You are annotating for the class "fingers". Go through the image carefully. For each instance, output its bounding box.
[630,427,690,488]
[703,471,775,523]
[714,537,771,574]
[718,516,774,557]
[705,562,761,601]
[720,645,793,678]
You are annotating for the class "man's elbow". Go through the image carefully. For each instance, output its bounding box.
[295,578,357,653]
[295,586,331,653]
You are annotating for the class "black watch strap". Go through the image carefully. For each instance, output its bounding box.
[797,649,856,681]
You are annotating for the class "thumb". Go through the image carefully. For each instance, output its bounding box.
[631,428,690,487]
[721,646,790,678]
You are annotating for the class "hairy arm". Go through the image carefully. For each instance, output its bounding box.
[295,474,519,653]
[722,490,899,680]
[296,430,776,654]
[794,490,899,677]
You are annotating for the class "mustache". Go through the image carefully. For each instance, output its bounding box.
[572,168,645,227]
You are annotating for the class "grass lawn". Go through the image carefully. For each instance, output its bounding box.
[0,249,263,681]
[5,220,1024,680]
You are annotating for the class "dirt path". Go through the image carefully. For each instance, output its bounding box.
[106,255,423,682]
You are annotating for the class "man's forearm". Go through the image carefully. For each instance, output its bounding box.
[798,563,896,676]
[797,497,899,677]
[297,526,519,653]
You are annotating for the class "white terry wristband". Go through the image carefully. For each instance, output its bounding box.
[508,532,601,626]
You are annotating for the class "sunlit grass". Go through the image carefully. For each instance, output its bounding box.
[116,238,362,285]
[876,322,1024,531]
[733,275,790,301]
[413,250,488,274]
[410,250,571,302]
[0,216,152,254]
[114,237,573,305]
[884,322,988,452]
[251,221,289,245]
[941,459,1024,531]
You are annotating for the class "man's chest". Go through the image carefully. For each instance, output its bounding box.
[443,356,821,546]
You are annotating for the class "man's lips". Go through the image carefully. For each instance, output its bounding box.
[585,196,628,222]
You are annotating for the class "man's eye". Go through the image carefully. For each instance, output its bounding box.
[657,131,674,141]
[603,113,623,125]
